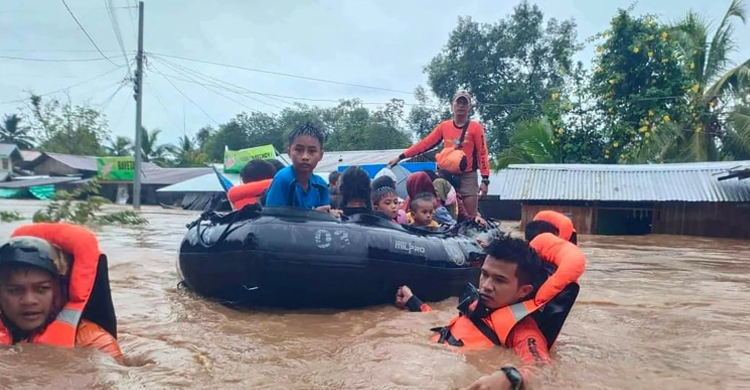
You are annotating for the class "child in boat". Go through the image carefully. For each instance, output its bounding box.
[339,166,372,216]
[408,192,440,228]
[371,175,407,223]
[372,185,400,221]
[264,123,340,216]
[227,159,278,210]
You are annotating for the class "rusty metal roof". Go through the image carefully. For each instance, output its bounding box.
[490,161,750,202]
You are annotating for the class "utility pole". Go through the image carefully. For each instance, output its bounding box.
[133,1,144,209]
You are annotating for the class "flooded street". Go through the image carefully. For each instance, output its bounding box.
[0,199,749,390]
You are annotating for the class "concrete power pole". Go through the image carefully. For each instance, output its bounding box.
[133,1,145,209]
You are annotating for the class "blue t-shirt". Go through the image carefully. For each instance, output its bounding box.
[264,166,330,209]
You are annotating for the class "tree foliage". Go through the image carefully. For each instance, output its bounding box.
[28,95,109,156]
[0,114,34,149]
[424,1,581,152]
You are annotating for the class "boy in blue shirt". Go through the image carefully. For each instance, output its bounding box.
[265,123,339,216]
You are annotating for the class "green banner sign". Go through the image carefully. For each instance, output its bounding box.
[97,157,135,181]
[223,144,276,173]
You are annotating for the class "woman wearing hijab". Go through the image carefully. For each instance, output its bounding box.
[403,172,455,225]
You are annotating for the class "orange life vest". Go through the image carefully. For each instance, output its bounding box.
[0,223,101,347]
[533,210,576,242]
[227,179,273,210]
[431,233,586,348]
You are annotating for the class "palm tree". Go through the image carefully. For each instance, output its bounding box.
[140,127,172,165]
[670,0,750,160]
[0,114,35,149]
[171,135,207,167]
[106,136,133,156]
[496,118,562,168]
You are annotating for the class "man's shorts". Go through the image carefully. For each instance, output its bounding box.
[459,170,479,198]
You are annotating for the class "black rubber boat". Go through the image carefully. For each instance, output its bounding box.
[178,205,501,309]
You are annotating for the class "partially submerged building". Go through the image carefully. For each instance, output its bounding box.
[491,162,750,239]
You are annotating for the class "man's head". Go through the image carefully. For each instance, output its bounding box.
[287,122,325,175]
[372,186,399,219]
[0,237,69,333]
[410,192,435,226]
[240,159,277,184]
[452,90,472,119]
[340,166,371,208]
[478,234,541,310]
[525,220,559,242]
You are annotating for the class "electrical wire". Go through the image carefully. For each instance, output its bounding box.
[59,0,120,67]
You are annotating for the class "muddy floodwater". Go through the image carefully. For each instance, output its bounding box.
[0,199,748,390]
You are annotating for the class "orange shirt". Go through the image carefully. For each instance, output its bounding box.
[403,120,491,177]
[76,319,123,361]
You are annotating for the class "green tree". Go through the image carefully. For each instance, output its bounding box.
[106,136,133,156]
[202,119,252,162]
[407,86,448,139]
[196,126,213,152]
[29,95,109,156]
[140,127,172,165]
[424,1,581,152]
[171,135,208,167]
[496,118,561,167]
[590,9,693,163]
[0,114,34,149]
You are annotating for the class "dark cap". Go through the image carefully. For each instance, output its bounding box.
[452,90,472,104]
[0,236,68,276]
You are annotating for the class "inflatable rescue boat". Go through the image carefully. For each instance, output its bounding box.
[178,205,501,309]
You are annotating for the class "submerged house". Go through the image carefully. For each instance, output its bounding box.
[492,162,750,239]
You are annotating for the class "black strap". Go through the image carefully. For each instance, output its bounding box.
[468,315,502,346]
[456,120,471,148]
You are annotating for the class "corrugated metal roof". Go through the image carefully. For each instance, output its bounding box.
[157,172,241,193]
[491,161,750,202]
[42,153,160,172]
[140,166,213,185]
[20,150,42,162]
[0,143,20,159]
[0,176,80,189]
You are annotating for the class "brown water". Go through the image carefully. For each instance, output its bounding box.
[0,199,749,390]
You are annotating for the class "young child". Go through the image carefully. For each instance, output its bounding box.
[371,185,400,221]
[227,159,278,210]
[408,192,440,228]
[371,175,407,223]
[265,123,337,215]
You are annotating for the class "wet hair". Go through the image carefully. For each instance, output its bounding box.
[340,166,372,208]
[240,159,277,183]
[485,234,541,287]
[525,220,560,242]
[410,192,435,211]
[371,185,398,205]
[329,171,341,186]
[421,170,438,182]
[288,122,325,148]
[265,159,285,172]
[371,175,396,190]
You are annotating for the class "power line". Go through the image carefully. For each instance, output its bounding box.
[60,0,120,67]
[104,0,132,74]
[149,63,220,125]
[150,56,288,110]
[144,79,184,132]
[149,52,416,96]
[0,66,125,106]
[0,55,113,63]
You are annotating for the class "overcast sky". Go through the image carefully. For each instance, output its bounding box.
[1,0,749,147]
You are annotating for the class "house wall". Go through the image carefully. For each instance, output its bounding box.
[653,202,750,239]
[479,198,522,220]
[520,204,595,234]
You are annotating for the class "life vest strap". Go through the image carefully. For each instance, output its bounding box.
[55,308,82,327]
[430,326,464,347]
[468,315,502,346]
